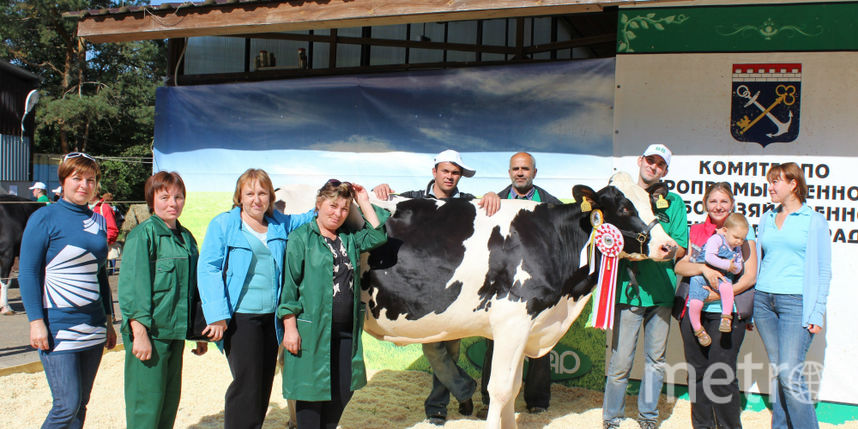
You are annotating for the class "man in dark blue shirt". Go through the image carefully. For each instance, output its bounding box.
[479,152,561,418]
[373,149,500,425]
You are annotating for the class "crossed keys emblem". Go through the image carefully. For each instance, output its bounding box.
[735,84,797,138]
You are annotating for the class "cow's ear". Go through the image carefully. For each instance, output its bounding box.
[645,183,670,209]
[572,185,598,211]
[645,182,669,197]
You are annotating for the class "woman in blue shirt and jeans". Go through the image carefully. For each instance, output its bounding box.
[755,162,831,429]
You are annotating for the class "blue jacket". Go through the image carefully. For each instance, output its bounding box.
[756,204,831,327]
[197,207,314,341]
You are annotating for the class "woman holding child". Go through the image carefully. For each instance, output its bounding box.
[674,182,757,429]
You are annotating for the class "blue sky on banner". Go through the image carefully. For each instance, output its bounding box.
[154,59,616,195]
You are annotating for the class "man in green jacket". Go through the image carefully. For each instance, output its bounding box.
[602,144,688,429]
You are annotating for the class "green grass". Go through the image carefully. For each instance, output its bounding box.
[555,300,607,391]
[180,191,234,245]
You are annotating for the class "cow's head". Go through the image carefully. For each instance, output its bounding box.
[572,172,677,260]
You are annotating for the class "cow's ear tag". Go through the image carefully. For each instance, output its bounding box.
[580,199,592,212]
[656,194,669,209]
[590,209,603,228]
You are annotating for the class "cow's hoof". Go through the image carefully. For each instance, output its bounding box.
[475,405,488,420]
[458,398,473,416]
[1,306,15,315]
[527,406,547,414]
[427,415,446,426]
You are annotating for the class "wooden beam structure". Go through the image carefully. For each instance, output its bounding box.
[73,0,652,43]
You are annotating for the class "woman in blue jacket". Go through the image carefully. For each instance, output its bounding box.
[197,169,313,428]
[755,162,831,429]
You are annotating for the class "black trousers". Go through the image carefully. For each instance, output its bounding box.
[679,313,747,429]
[296,323,354,429]
[223,312,279,429]
[480,339,551,409]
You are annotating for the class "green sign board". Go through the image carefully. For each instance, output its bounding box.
[465,339,593,382]
[618,2,858,53]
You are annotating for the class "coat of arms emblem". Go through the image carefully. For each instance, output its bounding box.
[731,63,801,147]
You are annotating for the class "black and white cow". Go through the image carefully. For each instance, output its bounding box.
[0,195,45,314]
[360,171,675,428]
[274,172,675,428]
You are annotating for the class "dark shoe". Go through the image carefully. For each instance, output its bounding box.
[476,405,488,420]
[527,406,547,414]
[638,418,658,429]
[603,421,620,429]
[427,415,446,426]
[458,398,474,416]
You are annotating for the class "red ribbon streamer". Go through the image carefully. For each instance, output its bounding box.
[592,223,623,330]
[594,256,619,329]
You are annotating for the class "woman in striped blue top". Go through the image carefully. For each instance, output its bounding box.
[19,152,117,428]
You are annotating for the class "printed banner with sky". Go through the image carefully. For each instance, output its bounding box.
[153,58,618,391]
[154,58,616,197]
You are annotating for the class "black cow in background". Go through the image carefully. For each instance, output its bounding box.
[0,195,45,314]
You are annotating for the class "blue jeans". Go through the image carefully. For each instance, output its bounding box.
[423,340,476,418]
[39,346,104,428]
[754,291,818,429]
[603,305,671,424]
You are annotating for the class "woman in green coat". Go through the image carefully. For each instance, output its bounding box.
[118,171,207,429]
[279,180,387,429]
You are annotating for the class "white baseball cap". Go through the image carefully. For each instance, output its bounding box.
[433,149,475,178]
[642,144,672,167]
[29,181,47,190]
[52,186,63,194]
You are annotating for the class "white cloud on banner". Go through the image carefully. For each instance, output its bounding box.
[540,100,615,147]
[308,135,395,152]
[441,61,615,104]
[416,127,493,150]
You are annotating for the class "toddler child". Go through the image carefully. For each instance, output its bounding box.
[688,213,749,346]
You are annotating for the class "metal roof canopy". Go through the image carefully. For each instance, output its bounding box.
[71,0,667,43]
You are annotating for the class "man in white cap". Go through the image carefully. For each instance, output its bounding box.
[52,186,63,202]
[29,182,50,204]
[373,149,499,425]
[373,149,498,207]
[602,143,688,429]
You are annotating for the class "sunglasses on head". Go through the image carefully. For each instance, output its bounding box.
[63,152,96,162]
[326,179,352,188]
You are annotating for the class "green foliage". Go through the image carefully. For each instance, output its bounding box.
[99,143,152,205]
[1,0,164,201]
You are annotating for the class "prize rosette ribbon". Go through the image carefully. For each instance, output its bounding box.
[586,223,624,330]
